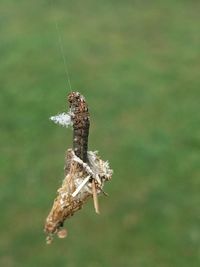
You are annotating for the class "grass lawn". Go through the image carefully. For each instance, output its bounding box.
[1,0,200,266]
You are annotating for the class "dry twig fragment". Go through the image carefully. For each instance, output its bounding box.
[44,92,113,243]
[92,180,100,214]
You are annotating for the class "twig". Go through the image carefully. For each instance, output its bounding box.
[71,175,90,197]
[92,180,100,214]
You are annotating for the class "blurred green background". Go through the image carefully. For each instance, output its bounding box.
[1,0,200,266]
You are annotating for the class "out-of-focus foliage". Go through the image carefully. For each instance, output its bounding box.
[0,0,200,266]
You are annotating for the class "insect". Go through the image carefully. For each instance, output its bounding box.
[68,92,90,162]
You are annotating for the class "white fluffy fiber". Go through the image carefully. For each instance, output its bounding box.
[50,112,73,127]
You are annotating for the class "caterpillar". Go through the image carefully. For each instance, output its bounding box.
[68,92,90,163]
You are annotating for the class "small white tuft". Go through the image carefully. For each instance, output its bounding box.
[50,112,73,127]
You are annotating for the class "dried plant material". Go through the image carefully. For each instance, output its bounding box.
[44,149,112,242]
[92,180,100,214]
[44,92,113,243]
